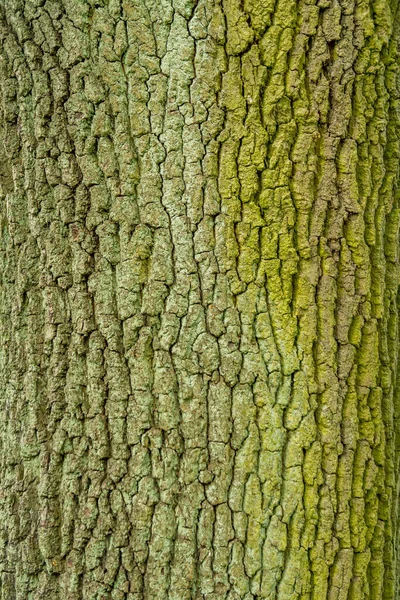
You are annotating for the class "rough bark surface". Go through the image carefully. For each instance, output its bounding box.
[0,0,400,599]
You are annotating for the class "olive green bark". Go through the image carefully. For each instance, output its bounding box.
[0,0,400,598]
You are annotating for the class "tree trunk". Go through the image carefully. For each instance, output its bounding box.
[0,0,399,598]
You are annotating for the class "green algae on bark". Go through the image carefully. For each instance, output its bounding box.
[0,0,400,598]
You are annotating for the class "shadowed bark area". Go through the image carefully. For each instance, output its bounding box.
[0,0,400,598]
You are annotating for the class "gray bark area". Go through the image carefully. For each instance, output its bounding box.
[0,0,400,599]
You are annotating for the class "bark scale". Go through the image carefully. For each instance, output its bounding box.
[0,0,399,599]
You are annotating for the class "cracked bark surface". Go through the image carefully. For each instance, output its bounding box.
[0,0,400,598]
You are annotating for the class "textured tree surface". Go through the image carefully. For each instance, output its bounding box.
[0,0,400,599]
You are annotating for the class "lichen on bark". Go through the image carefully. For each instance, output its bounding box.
[0,0,400,599]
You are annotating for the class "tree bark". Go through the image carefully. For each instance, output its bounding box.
[0,0,399,598]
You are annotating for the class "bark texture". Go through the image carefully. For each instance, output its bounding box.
[0,0,400,599]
